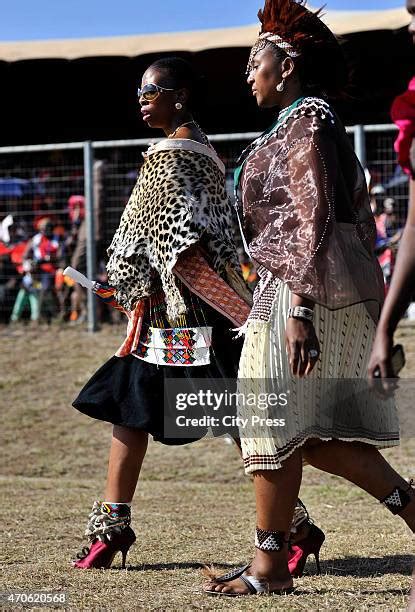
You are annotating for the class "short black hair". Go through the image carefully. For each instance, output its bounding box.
[147,56,198,94]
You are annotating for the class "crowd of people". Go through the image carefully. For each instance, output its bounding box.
[0,164,408,327]
[0,196,94,325]
[370,186,404,292]
[0,160,124,325]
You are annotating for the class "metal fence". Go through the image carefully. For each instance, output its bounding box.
[0,124,408,330]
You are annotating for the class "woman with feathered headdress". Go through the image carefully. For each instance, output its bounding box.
[204,0,414,598]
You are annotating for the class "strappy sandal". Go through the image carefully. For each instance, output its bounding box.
[204,564,294,597]
[204,528,295,597]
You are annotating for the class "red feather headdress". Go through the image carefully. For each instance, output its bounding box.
[258,0,322,43]
[248,0,347,97]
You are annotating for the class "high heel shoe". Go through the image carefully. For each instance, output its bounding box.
[288,524,325,578]
[73,526,136,569]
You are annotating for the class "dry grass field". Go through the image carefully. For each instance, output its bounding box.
[1,322,414,611]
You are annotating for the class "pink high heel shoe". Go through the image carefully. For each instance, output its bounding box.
[288,524,325,577]
[73,526,136,569]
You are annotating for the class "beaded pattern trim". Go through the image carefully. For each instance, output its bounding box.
[234,97,335,261]
[380,481,414,515]
[247,265,280,324]
[247,31,301,74]
[255,527,287,551]
[135,325,212,366]
[236,97,335,172]
[84,500,131,543]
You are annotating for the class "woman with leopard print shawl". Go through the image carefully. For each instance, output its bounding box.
[71,56,318,572]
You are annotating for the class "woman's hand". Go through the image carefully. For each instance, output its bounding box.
[285,318,320,377]
[367,327,396,395]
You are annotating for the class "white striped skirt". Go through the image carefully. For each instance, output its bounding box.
[237,280,400,474]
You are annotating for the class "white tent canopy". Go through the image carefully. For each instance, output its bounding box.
[0,7,408,62]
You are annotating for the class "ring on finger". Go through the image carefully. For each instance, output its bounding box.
[308,349,319,359]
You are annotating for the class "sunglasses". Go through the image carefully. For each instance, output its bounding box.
[137,83,175,102]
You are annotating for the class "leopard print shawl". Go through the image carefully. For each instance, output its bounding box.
[106,139,241,320]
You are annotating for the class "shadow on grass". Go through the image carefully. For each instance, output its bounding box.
[291,588,410,597]
[126,561,239,572]
[317,554,414,577]
[124,554,413,577]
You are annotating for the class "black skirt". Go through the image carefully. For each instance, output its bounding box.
[73,301,242,445]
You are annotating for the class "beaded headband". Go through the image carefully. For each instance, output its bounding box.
[247,31,301,74]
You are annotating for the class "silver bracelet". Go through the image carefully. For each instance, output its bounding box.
[287,306,314,322]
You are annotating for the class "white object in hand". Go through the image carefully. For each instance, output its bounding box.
[64,266,96,291]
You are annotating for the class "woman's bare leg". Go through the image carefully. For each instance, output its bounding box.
[206,449,302,594]
[73,426,148,568]
[303,440,415,531]
[232,438,313,542]
[104,425,149,502]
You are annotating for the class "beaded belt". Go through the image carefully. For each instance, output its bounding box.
[135,326,212,366]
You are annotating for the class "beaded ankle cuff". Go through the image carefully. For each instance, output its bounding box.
[255,527,287,551]
[85,501,131,542]
[380,480,414,515]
